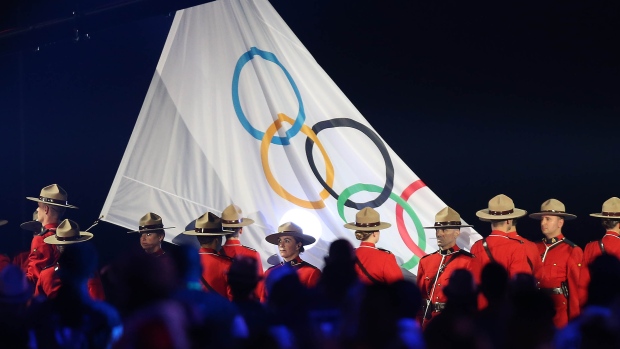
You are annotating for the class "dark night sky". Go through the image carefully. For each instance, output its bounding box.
[0,0,618,265]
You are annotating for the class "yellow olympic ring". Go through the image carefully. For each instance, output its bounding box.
[261,113,335,209]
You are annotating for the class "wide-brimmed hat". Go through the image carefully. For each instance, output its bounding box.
[20,210,42,233]
[343,207,391,231]
[529,199,577,220]
[221,204,255,228]
[265,222,316,246]
[26,184,78,209]
[0,265,32,303]
[127,212,175,233]
[590,197,620,219]
[44,219,93,245]
[0,220,6,227]
[182,212,234,236]
[476,194,527,221]
[424,206,473,229]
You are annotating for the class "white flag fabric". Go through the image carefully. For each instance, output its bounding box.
[100,0,481,274]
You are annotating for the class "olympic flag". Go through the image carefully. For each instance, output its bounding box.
[100,0,481,274]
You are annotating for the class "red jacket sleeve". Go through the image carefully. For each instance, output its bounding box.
[383,253,404,284]
[567,246,584,319]
[26,236,59,284]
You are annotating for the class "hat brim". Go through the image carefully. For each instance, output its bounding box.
[222,218,255,228]
[590,213,620,219]
[43,232,93,245]
[127,227,175,234]
[26,197,78,209]
[20,221,42,232]
[343,222,392,231]
[0,220,7,227]
[265,232,316,246]
[423,224,474,229]
[529,212,577,220]
[182,229,233,236]
[476,208,527,220]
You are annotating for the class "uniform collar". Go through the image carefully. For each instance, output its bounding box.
[43,222,59,230]
[489,230,510,236]
[199,247,218,254]
[283,256,303,266]
[150,249,166,257]
[543,233,565,244]
[605,231,620,237]
[223,239,242,247]
[439,245,460,255]
[360,241,376,248]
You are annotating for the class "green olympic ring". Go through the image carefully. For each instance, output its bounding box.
[337,183,426,270]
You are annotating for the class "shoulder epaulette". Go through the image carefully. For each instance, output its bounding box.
[42,262,57,271]
[242,245,257,252]
[420,251,439,260]
[219,254,233,262]
[458,250,474,258]
[563,239,577,248]
[377,248,392,254]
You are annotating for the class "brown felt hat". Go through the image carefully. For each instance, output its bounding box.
[590,197,620,219]
[343,207,391,231]
[476,194,527,221]
[44,219,93,245]
[127,212,175,233]
[182,212,234,236]
[529,199,576,220]
[265,222,316,246]
[26,184,78,209]
[424,206,473,229]
[221,204,254,228]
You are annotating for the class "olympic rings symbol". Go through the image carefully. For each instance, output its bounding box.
[232,47,429,263]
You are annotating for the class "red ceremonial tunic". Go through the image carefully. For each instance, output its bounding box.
[470,230,531,280]
[355,242,403,284]
[12,250,30,273]
[578,231,620,306]
[26,223,60,285]
[198,247,233,300]
[221,240,264,276]
[34,263,106,300]
[258,256,321,302]
[535,234,583,328]
[516,234,544,282]
[416,245,473,326]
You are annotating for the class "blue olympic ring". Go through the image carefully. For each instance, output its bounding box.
[232,47,305,145]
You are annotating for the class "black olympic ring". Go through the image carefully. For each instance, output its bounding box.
[304,118,394,209]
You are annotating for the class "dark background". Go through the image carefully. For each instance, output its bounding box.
[0,0,618,266]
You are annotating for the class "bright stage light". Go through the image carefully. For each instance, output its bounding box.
[279,209,322,250]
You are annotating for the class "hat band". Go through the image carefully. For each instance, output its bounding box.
[195,227,222,233]
[356,222,380,227]
[222,218,242,224]
[602,211,620,217]
[488,209,514,215]
[434,221,462,227]
[541,210,565,213]
[40,196,68,206]
[56,234,81,241]
[140,224,164,230]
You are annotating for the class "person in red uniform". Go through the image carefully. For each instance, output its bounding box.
[344,207,403,284]
[13,211,41,273]
[183,211,234,299]
[127,212,174,257]
[471,194,531,280]
[34,219,105,300]
[417,206,474,327]
[529,198,583,328]
[507,218,544,283]
[220,204,263,276]
[25,184,78,285]
[259,222,321,302]
[578,197,620,306]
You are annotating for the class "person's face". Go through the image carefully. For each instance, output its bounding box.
[37,203,47,222]
[540,215,563,237]
[435,228,459,249]
[278,235,301,261]
[140,232,163,252]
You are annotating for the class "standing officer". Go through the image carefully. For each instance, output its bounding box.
[530,198,582,328]
[344,207,403,284]
[220,204,263,276]
[127,212,174,257]
[25,184,78,285]
[579,197,620,305]
[183,212,234,299]
[471,194,531,281]
[417,207,474,327]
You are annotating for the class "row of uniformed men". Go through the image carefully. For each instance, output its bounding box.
[2,184,406,302]
[417,193,620,329]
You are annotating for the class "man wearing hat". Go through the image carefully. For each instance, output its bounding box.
[182,212,234,299]
[417,207,474,327]
[127,212,174,257]
[34,219,105,300]
[530,198,583,328]
[259,221,321,301]
[25,184,77,285]
[578,197,620,307]
[220,204,263,276]
[471,194,531,284]
[344,207,403,284]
